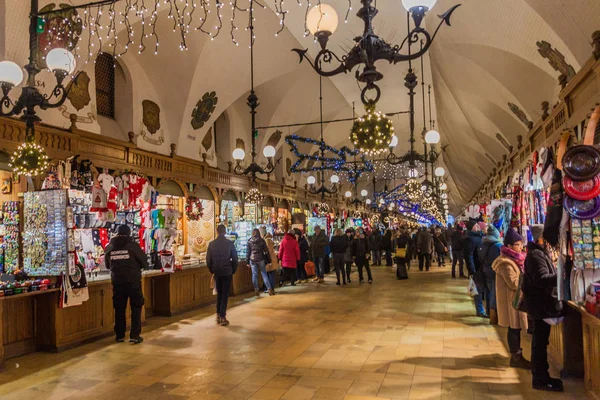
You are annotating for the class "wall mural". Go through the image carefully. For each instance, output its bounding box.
[191,91,218,130]
[59,71,95,124]
[139,100,164,145]
[508,103,533,130]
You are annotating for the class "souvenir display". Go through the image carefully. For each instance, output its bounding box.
[23,190,68,276]
[1,201,20,273]
[233,220,254,259]
[187,199,214,263]
[220,199,240,229]
[307,217,327,236]
[571,218,600,271]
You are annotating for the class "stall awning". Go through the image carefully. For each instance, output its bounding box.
[194,185,215,201]
[158,180,185,197]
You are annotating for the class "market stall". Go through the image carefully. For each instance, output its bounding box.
[219,189,241,231]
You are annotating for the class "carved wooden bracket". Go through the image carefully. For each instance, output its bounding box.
[517,135,523,149]
[542,101,550,120]
[170,143,177,158]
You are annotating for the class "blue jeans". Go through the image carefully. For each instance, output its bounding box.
[267,270,276,290]
[250,260,272,291]
[314,257,325,279]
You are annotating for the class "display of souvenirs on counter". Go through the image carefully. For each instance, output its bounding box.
[0,201,20,273]
[233,220,254,259]
[23,190,68,276]
[571,218,600,270]
[0,278,53,296]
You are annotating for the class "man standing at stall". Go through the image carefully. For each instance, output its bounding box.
[207,224,239,326]
[104,224,148,344]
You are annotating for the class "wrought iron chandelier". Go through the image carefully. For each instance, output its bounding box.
[293,0,460,104]
[232,2,277,183]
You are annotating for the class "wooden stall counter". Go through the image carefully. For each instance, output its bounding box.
[232,261,254,296]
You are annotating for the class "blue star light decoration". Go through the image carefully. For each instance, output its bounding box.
[285,135,374,183]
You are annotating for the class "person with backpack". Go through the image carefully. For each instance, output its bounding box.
[104,224,147,344]
[464,220,485,317]
[369,229,383,266]
[477,225,502,324]
[246,229,274,297]
[382,229,394,266]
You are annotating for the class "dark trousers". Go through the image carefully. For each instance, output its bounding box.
[356,257,372,281]
[267,270,276,289]
[314,257,325,279]
[215,275,232,318]
[297,261,307,280]
[372,250,381,266]
[333,253,346,283]
[396,257,407,278]
[418,253,431,271]
[385,250,393,266]
[436,251,445,266]
[484,267,496,312]
[532,319,552,383]
[507,327,522,354]
[281,268,297,284]
[345,262,353,281]
[452,251,464,277]
[113,283,144,339]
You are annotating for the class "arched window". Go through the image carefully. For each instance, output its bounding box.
[95,52,115,118]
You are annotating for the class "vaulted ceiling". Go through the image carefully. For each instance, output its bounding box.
[2,0,599,213]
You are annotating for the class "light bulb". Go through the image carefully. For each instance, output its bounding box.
[360,189,368,197]
[330,174,339,184]
[425,129,440,144]
[440,183,448,190]
[307,176,316,185]
[263,145,276,158]
[306,4,338,36]
[401,0,437,12]
[435,167,446,177]
[344,191,352,198]
[379,198,385,204]
[232,148,245,160]
[409,168,418,178]
[46,48,76,73]
[365,199,372,205]
[0,61,24,86]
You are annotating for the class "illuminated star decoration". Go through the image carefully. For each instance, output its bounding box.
[285,134,374,183]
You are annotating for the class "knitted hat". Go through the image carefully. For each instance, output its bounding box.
[503,228,523,246]
[117,224,131,236]
[486,225,501,241]
[530,224,544,242]
[465,220,477,231]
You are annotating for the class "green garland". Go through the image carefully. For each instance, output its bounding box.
[9,142,50,177]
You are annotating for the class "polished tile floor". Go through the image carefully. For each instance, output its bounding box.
[0,263,589,399]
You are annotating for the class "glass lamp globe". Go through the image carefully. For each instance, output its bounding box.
[365,199,372,205]
[442,193,448,199]
[409,168,418,178]
[306,4,338,36]
[232,148,245,160]
[425,129,440,144]
[46,48,76,73]
[263,145,276,158]
[389,134,399,148]
[307,176,317,185]
[379,198,385,204]
[0,61,24,86]
[360,189,368,197]
[435,166,446,177]
[330,174,339,184]
[344,190,352,198]
[440,183,448,190]
[402,0,437,11]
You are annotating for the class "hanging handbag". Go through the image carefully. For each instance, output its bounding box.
[511,272,527,312]
[395,246,407,258]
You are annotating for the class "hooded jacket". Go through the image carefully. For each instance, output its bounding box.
[206,235,238,277]
[298,236,310,264]
[523,242,563,319]
[352,236,370,258]
[433,233,448,253]
[278,233,300,268]
[247,235,268,263]
[104,236,148,285]
[478,236,502,272]
[463,231,483,273]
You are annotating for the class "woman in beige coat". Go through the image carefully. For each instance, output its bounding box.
[491,228,531,369]
[260,228,279,293]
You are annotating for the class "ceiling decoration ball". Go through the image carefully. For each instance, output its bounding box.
[350,102,394,157]
[245,188,262,205]
[9,141,50,177]
[317,202,330,215]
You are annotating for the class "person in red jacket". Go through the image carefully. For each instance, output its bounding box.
[278,230,300,286]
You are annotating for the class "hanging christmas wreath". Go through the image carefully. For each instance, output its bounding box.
[185,196,204,221]
[350,101,394,156]
[9,141,50,177]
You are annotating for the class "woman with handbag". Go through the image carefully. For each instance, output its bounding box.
[246,229,274,297]
[491,227,531,370]
[433,228,448,267]
[278,229,300,286]
[262,229,279,294]
[394,228,412,279]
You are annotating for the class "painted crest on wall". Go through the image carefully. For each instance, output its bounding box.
[267,130,282,148]
[191,92,218,130]
[286,158,292,176]
[139,100,164,145]
[67,71,91,111]
[236,139,245,152]
[35,4,82,69]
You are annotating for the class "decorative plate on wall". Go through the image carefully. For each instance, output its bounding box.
[191,91,218,130]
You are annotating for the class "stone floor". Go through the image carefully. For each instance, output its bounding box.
[0,263,589,399]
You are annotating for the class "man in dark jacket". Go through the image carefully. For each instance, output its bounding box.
[523,225,563,392]
[352,228,372,283]
[310,226,328,282]
[416,228,433,271]
[369,229,383,266]
[207,225,239,326]
[433,228,448,267]
[451,225,465,278]
[463,220,486,317]
[104,224,148,344]
[382,230,393,266]
[295,229,310,283]
[329,229,348,285]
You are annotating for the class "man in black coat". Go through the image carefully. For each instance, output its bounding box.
[523,225,563,392]
[451,225,465,278]
[352,229,372,283]
[104,224,148,344]
[207,225,239,326]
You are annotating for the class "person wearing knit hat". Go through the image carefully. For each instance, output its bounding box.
[492,227,531,371]
[463,219,485,317]
[477,225,503,325]
[523,224,563,391]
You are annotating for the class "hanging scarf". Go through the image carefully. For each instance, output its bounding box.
[500,246,526,271]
